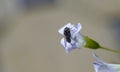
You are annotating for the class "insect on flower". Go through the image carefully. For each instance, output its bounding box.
[64,27,71,43]
[58,22,85,53]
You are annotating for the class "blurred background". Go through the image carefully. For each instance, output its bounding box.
[0,0,120,72]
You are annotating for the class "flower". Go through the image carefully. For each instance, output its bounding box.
[58,22,85,53]
[93,53,120,72]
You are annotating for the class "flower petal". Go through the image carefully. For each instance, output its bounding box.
[93,53,106,72]
[93,62,116,72]
[93,53,104,64]
[108,64,120,72]
[71,23,82,38]
[98,65,115,72]
[74,23,82,35]
[58,22,73,35]
[58,22,82,36]
[93,53,118,72]
[75,33,85,46]
[60,38,78,53]
[93,62,100,72]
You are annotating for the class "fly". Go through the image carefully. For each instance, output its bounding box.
[64,27,71,43]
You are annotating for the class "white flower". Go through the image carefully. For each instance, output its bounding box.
[58,22,85,53]
[93,53,120,72]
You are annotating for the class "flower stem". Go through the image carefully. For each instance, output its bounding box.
[100,46,120,54]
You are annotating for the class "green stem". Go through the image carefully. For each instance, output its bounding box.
[100,46,120,54]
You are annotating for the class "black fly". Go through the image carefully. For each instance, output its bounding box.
[64,27,71,43]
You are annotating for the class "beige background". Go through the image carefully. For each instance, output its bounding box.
[0,0,120,72]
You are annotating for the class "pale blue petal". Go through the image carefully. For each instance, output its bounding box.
[58,22,72,35]
[93,62,100,72]
[71,23,82,38]
[60,38,78,53]
[93,53,118,72]
[93,61,116,72]
[74,23,82,35]
[75,33,85,46]
[108,64,120,72]
[98,65,115,72]
[92,53,104,64]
